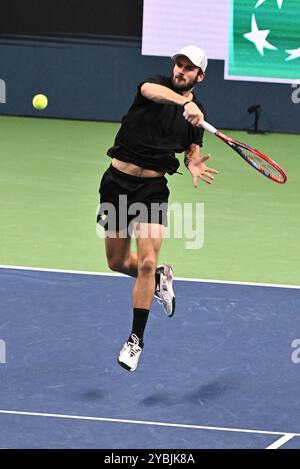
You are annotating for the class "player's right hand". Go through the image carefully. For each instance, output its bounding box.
[183,102,204,127]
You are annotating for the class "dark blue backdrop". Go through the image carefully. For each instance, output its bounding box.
[0,37,299,133]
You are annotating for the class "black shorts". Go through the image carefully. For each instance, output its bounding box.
[97,165,169,232]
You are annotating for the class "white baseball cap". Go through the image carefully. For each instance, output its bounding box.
[172,45,208,72]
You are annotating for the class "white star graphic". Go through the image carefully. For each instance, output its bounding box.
[255,0,284,8]
[244,14,277,56]
[285,47,300,61]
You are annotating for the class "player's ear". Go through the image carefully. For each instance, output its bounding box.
[197,71,205,83]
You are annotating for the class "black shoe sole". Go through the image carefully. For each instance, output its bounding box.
[118,359,133,372]
[169,296,176,317]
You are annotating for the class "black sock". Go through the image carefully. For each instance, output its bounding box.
[129,308,150,344]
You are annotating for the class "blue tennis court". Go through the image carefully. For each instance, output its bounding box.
[0,267,299,449]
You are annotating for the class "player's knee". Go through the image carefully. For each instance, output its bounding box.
[138,257,156,276]
[107,257,124,273]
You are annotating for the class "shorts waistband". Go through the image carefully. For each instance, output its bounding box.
[109,164,166,183]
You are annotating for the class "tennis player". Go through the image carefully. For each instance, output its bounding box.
[97,45,218,372]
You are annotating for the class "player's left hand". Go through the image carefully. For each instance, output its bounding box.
[187,154,219,188]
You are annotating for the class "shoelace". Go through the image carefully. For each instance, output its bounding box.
[128,334,142,357]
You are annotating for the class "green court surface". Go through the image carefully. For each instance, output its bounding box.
[0,115,299,285]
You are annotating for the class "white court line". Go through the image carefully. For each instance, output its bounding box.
[266,433,296,449]
[0,264,125,278]
[0,409,299,440]
[0,264,299,289]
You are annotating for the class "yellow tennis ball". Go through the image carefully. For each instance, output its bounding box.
[32,94,48,110]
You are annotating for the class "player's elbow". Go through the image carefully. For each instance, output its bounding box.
[140,82,155,99]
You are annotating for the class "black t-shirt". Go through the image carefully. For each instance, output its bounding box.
[107,75,205,175]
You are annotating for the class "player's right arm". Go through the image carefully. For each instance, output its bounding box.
[140,83,204,127]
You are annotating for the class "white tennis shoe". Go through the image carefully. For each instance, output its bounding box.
[118,334,143,372]
[155,264,176,317]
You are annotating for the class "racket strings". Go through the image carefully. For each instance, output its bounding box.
[234,144,285,183]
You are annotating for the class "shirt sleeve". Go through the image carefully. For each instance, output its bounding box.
[191,126,204,147]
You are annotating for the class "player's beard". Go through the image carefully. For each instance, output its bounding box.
[171,72,199,93]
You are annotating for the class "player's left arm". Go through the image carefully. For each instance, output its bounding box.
[184,143,219,188]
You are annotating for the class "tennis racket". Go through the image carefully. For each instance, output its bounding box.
[201,121,287,184]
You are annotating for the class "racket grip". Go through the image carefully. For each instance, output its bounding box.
[201,121,217,134]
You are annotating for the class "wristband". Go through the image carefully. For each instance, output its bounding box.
[183,101,192,108]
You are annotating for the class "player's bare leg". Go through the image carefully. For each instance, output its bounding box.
[104,227,175,317]
[118,223,164,372]
[103,225,175,372]
[104,231,137,277]
[132,223,164,309]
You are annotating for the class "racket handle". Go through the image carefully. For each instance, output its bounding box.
[201,121,217,134]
